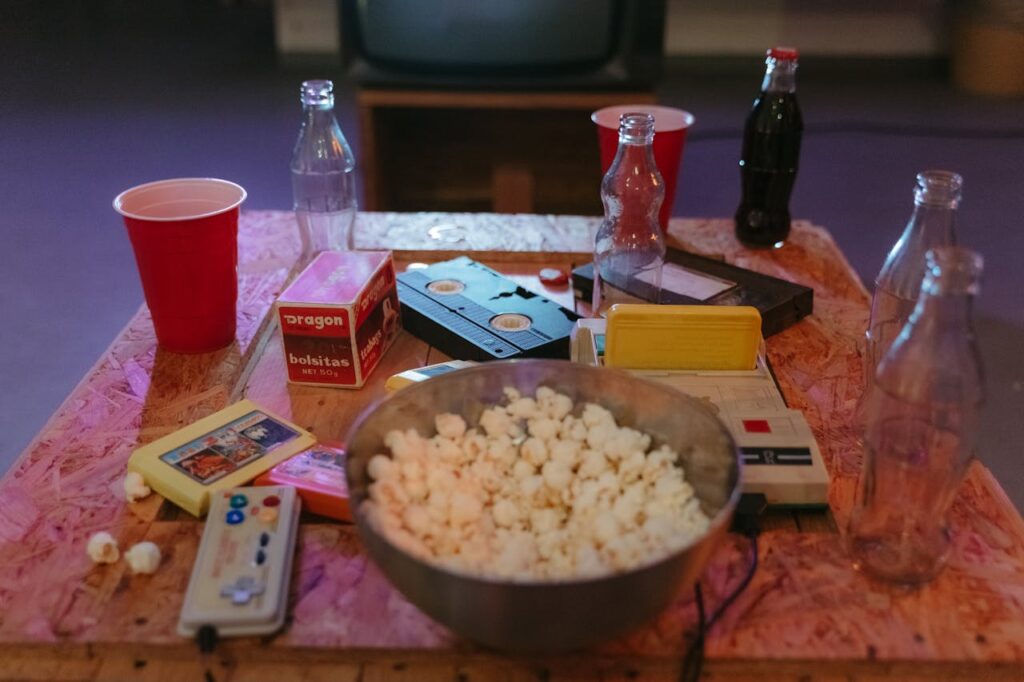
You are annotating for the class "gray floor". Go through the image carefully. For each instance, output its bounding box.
[2,3,1022,508]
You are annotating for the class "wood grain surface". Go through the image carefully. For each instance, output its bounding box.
[1,210,1021,681]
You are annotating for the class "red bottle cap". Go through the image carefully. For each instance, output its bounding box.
[768,46,799,61]
[538,268,569,286]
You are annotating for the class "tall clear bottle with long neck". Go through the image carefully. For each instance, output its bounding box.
[592,112,666,316]
[864,171,961,388]
[849,246,985,584]
[291,80,357,263]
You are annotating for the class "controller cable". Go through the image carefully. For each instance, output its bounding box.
[196,624,219,682]
[680,493,766,682]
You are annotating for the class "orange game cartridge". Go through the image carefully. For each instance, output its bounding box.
[254,441,351,521]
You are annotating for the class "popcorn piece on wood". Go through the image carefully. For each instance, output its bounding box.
[123,471,151,503]
[86,532,120,564]
[124,541,162,574]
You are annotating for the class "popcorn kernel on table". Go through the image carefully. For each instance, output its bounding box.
[86,531,120,564]
[123,471,151,503]
[124,541,161,574]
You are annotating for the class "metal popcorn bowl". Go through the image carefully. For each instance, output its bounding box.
[344,359,741,652]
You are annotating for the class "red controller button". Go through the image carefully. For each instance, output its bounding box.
[263,495,281,507]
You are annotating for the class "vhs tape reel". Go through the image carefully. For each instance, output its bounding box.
[397,257,581,361]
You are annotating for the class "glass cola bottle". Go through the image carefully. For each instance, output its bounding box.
[592,112,666,316]
[735,46,803,248]
[291,79,357,263]
[864,171,961,390]
[849,246,985,585]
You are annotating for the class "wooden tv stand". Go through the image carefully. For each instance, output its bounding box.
[356,88,656,215]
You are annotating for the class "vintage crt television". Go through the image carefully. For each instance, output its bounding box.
[339,0,667,90]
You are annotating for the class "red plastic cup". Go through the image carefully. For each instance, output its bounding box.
[592,105,695,233]
[114,178,247,354]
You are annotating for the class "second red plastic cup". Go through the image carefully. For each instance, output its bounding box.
[114,178,247,354]
[592,105,695,233]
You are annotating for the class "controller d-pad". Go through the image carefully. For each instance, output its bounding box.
[219,575,266,605]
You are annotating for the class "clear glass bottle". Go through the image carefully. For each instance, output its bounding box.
[291,79,357,262]
[848,246,985,585]
[864,171,961,388]
[592,112,666,316]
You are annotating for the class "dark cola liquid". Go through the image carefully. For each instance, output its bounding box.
[735,91,803,247]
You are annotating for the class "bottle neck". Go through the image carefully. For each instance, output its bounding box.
[906,201,957,247]
[613,138,657,168]
[906,247,980,336]
[911,290,974,331]
[762,58,797,93]
[303,103,336,123]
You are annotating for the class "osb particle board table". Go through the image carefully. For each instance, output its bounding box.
[1,211,1022,682]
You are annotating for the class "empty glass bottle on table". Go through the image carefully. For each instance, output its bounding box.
[864,171,962,391]
[849,246,985,585]
[291,79,357,263]
[592,112,666,316]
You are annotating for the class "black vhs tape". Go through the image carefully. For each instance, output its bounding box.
[397,257,581,361]
[572,247,813,337]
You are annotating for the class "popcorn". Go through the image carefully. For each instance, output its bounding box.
[521,437,548,467]
[403,506,431,535]
[431,437,464,465]
[559,416,588,442]
[546,393,574,421]
[581,403,615,428]
[549,439,580,469]
[507,397,539,419]
[435,413,467,440]
[450,490,483,526]
[367,454,395,481]
[512,458,535,480]
[123,471,151,503]
[86,532,120,564]
[541,460,572,490]
[479,408,512,438]
[363,386,710,580]
[527,417,560,441]
[492,498,520,527]
[124,541,162,574]
[577,449,608,479]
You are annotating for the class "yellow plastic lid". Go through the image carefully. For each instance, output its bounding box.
[605,304,762,370]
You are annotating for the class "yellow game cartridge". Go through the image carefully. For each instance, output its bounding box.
[604,304,761,370]
[384,360,478,393]
[127,399,316,516]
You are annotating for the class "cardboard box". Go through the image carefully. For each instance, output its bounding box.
[277,251,400,388]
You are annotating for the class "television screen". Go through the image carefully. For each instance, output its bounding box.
[340,0,665,89]
[356,0,616,74]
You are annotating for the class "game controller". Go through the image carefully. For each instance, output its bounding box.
[178,485,300,637]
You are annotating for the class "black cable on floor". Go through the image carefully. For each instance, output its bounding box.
[680,494,765,681]
[680,534,760,681]
[196,624,219,682]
